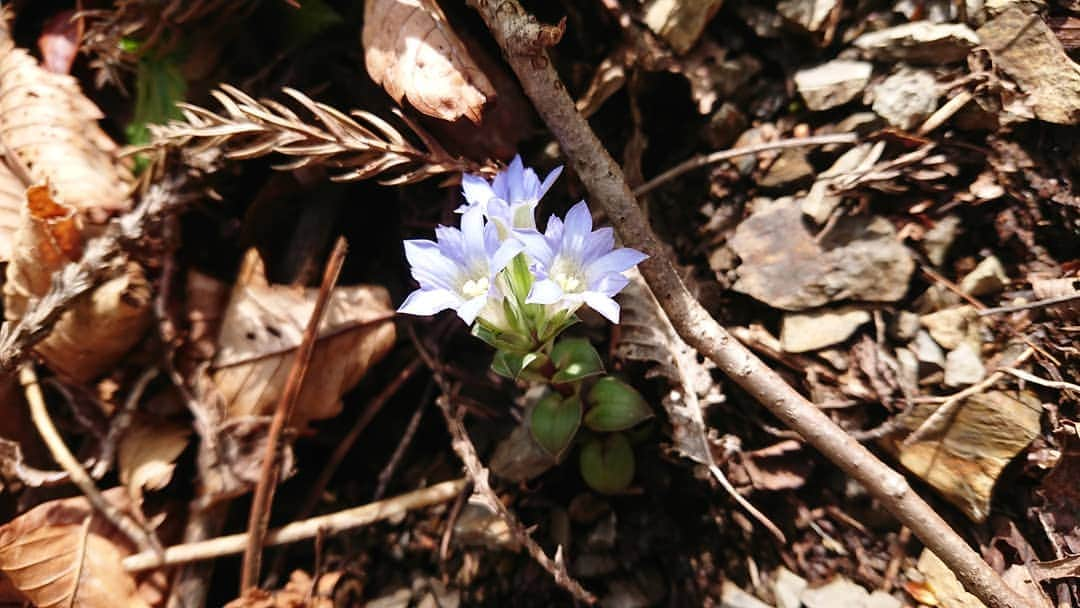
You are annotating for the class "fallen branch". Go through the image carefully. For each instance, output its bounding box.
[409,326,597,605]
[465,4,1031,607]
[124,478,467,572]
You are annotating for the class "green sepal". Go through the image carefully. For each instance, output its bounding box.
[491,349,547,380]
[584,376,653,432]
[579,432,635,494]
[529,393,582,460]
[472,321,534,353]
[505,253,535,305]
[550,337,605,384]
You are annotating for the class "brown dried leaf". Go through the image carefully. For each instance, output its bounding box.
[0,165,21,263]
[211,250,396,429]
[38,10,82,75]
[0,489,157,608]
[362,0,495,123]
[3,186,153,382]
[225,570,338,608]
[119,416,190,507]
[0,21,132,221]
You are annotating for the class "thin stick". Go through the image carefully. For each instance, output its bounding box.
[903,348,1034,445]
[708,465,785,542]
[20,364,161,554]
[239,236,348,592]
[374,380,430,500]
[125,478,466,572]
[1000,367,1080,394]
[633,133,858,197]
[465,4,1032,607]
[978,292,1080,316]
[409,327,597,604]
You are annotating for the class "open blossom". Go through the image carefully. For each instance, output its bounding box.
[519,201,648,324]
[457,154,563,234]
[398,206,522,324]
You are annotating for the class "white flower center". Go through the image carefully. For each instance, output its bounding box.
[461,276,490,299]
[550,257,584,294]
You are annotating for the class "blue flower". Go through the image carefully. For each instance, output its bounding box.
[458,155,563,234]
[518,201,648,324]
[398,206,523,324]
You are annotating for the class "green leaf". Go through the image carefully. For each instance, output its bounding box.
[126,53,187,147]
[529,393,582,460]
[550,337,604,383]
[579,433,635,494]
[505,253,534,305]
[584,377,653,432]
[491,349,546,380]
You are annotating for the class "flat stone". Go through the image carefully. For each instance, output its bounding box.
[912,330,946,371]
[920,305,979,350]
[945,342,986,387]
[854,22,980,64]
[781,306,871,353]
[759,149,814,188]
[777,0,841,33]
[889,311,921,342]
[721,580,775,608]
[921,215,962,266]
[977,8,1080,124]
[959,255,1008,296]
[871,68,940,130]
[795,59,873,111]
[772,567,808,608]
[867,591,903,608]
[803,142,885,224]
[642,0,725,55]
[802,578,870,608]
[731,200,915,310]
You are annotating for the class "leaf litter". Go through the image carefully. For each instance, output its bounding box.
[0,0,1077,607]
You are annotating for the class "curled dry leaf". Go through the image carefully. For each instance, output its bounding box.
[363,0,495,123]
[0,488,161,608]
[3,186,152,382]
[211,249,396,429]
[0,164,21,263]
[119,416,191,507]
[0,20,132,222]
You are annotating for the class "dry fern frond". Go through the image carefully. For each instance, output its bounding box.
[147,85,493,184]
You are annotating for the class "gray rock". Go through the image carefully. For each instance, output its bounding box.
[780,306,872,353]
[854,22,980,64]
[759,149,814,188]
[730,201,915,310]
[889,311,921,342]
[867,590,902,608]
[921,215,962,266]
[945,342,986,387]
[795,60,873,111]
[921,305,979,350]
[802,577,870,608]
[913,330,946,370]
[871,69,940,130]
[959,255,1008,296]
[803,142,885,224]
[777,0,841,33]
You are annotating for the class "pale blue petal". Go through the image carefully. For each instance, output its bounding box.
[404,240,460,290]
[591,272,630,297]
[490,240,524,274]
[587,248,648,281]
[516,229,555,268]
[484,198,512,226]
[538,166,563,200]
[460,206,488,269]
[581,226,614,263]
[457,296,487,325]
[398,288,461,317]
[461,173,496,207]
[544,215,564,244]
[526,279,564,305]
[506,155,526,203]
[583,291,621,323]
[435,225,465,265]
[562,201,592,257]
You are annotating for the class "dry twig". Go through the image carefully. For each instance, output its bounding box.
[19,363,161,554]
[123,478,467,572]
[409,326,597,605]
[240,236,348,592]
[465,3,1032,607]
[147,85,493,184]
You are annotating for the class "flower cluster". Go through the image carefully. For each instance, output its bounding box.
[399,155,647,349]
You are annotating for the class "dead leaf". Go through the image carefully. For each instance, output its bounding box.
[741,440,813,491]
[883,390,1042,522]
[38,10,83,75]
[3,186,153,382]
[119,416,191,507]
[211,249,395,429]
[615,269,725,469]
[225,569,355,607]
[977,9,1080,124]
[0,18,132,221]
[0,165,22,263]
[914,549,986,608]
[0,489,161,608]
[363,0,495,123]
